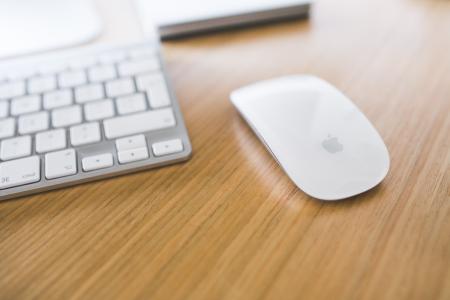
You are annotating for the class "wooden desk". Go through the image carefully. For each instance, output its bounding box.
[1,0,449,299]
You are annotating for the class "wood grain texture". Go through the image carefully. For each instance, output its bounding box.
[1,0,449,299]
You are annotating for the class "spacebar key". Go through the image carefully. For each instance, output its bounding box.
[104,108,176,139]
[0,156,40,189]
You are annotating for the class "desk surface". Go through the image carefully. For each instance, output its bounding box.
[1,0,449,299]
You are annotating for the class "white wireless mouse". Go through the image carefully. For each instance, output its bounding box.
[230,75,390,201]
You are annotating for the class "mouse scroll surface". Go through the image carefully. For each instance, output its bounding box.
[231,76,390,201]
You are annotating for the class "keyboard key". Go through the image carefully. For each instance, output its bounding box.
[18,111,49,134]
[0,156,40,189]
[28,75,57,94]
[99,51,126,64]
[45,149,77,179]
[84,99,115,121]
[152,139,183,157]
[36,129,66,153]
[136,73,165,91]
[38,63,67,75]
[0,118,15,139]
[129,46,157,59]
[116,94,146,115]
[7,69,37,81]
[75,84,104,103]
[82,153,113,172]
[70,122,101,146]
[0,101,8,118]
[146,82,171,108]
[106,78,135,98]
[52,105,82,128]
[103,108,176,139]
[11,95,41,116]
[116,134,147,152]
[59,70,87,88]
[118,58,160,77]
[88,65,116,82]
[69,56,97,69]
[118,147,148,164]
[0,81,26,99]
[43,90,73,109]
[0,136,32,161]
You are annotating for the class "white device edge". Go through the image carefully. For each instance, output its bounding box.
[135,0,311,39]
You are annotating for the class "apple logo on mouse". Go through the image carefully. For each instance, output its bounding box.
[322,135,343,154]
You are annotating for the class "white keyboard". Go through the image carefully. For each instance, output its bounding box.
[0,42,192,201]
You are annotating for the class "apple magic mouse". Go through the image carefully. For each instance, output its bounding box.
[230,75,390,201]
